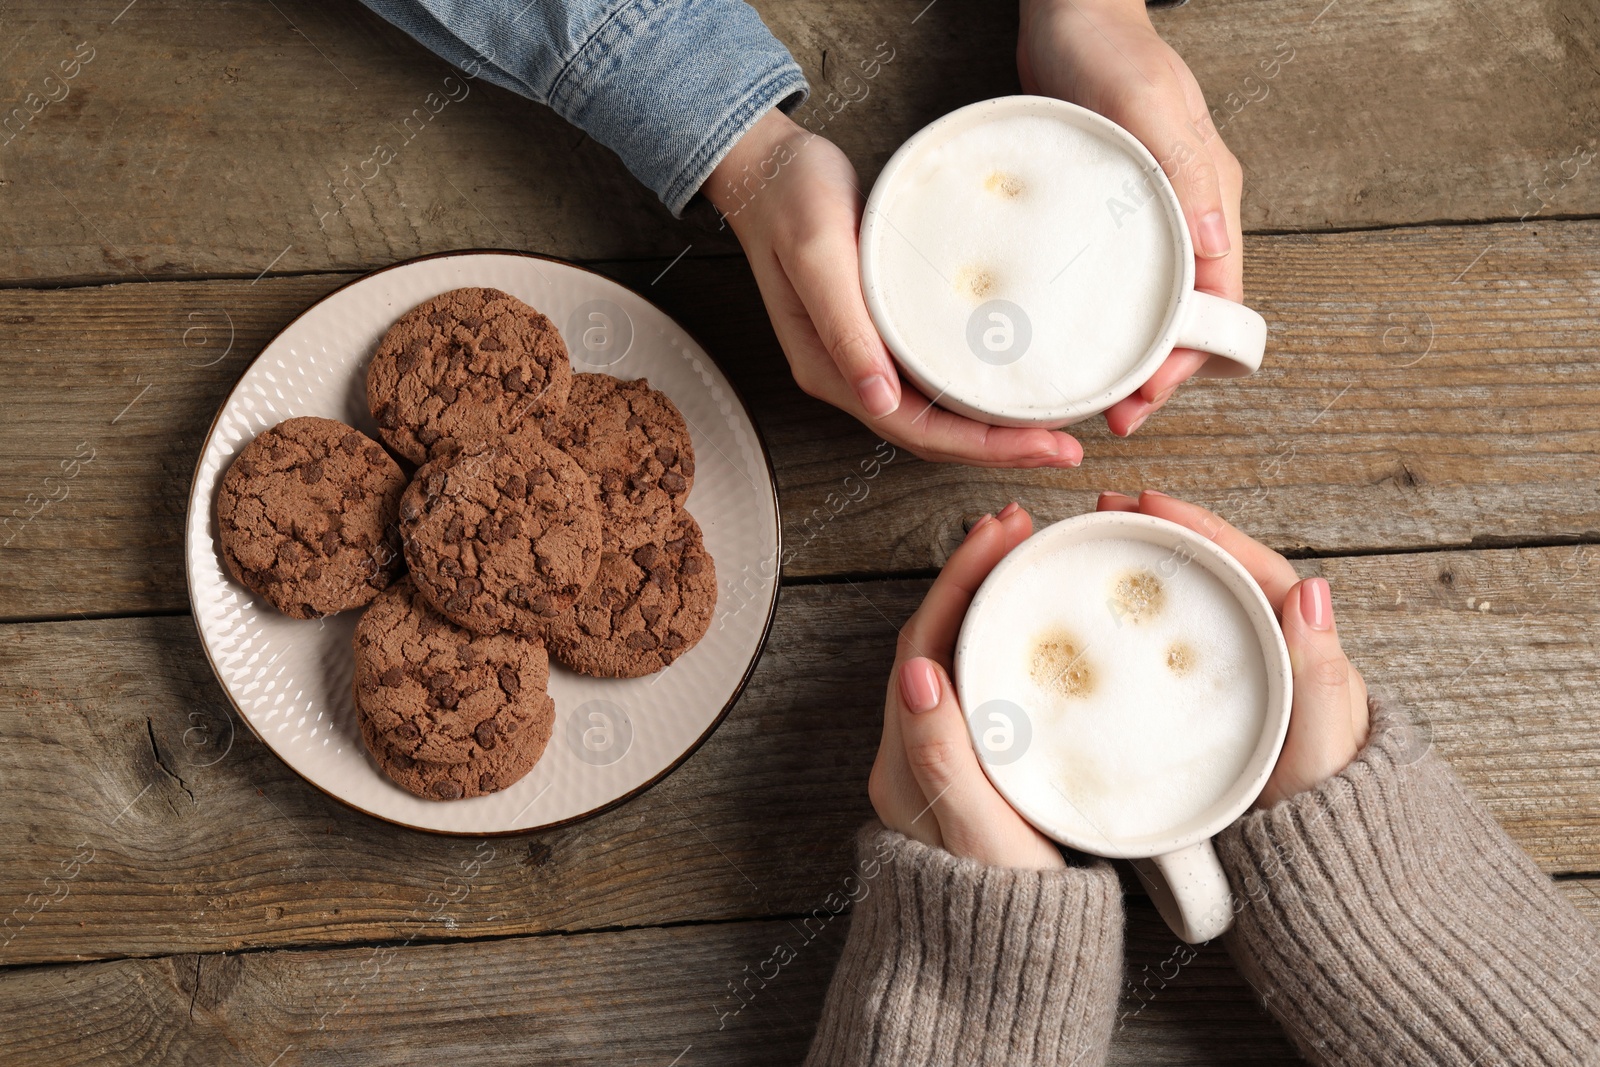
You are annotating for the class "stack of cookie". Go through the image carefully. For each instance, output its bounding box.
[215,286,717,802]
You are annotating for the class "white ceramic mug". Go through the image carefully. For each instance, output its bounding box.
[860,96,1268,428]
[954,512,1292,943]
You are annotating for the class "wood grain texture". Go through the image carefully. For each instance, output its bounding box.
[3,888,1597,1067]
[0,0,1596,284]
[2,549,1598,967]
[3,220,1599,618]
[0,900,1311,1067]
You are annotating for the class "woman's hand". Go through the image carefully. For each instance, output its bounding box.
[705,109,1084,469]
[1019,0,1245,437]
[1097,491,1369,807]
[868,502,1067,869]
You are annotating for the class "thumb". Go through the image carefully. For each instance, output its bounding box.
[1159,130,1232,262]
[1266,577,1367,805]
[785,227,902,418]
[898,657,1063,870]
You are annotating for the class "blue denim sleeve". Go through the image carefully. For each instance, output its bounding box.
[358,0,810,215]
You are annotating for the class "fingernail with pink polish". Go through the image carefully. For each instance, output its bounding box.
[998,501,1021,520]
[858,374,899,418]
[900,657,942,713]
[1302,577,1332,631]
[964,513,995,540]
[1197,211,1232,259]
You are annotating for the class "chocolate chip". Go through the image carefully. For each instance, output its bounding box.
[304,564,322,581]
[460,314,484,329]
[625,631,660,650]
[366,445,389,466]
[281,542,305,563]
[444,517,466,543]
[428,311,453,327]
[321,530,341,555]
[433,780,462,800]
[681,456,695,477]
[625,415,643,430]
[301,462,325,485]
[458,576,481,596]
[529,594,556,616]
[340,433,364,455]
[654,445,677,466]
[436,383,457,404]
[445,592,471,614]
[474,720,497,749]
[664,537,687,553]
[428,672,452,691]
[633,544,661,568]
[434,686,459,710]
[379,666,404,687]
[498,667,520,695]
[439,557,462,577]
[640,603,663,625]
[376,404,398,429]
[417,427,441,448]
[681,556,703,575]
[502,368,527,393]
[505,473,526,498]
[397,347,421,374]
[402,499,420,522]
[659,471,686,494]
[396,721,420,739]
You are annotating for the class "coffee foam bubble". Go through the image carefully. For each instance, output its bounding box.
[964,538,1267,846]
[871,113,1179,414]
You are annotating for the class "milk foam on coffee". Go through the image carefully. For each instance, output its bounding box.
[965,538,1267,845]
[870,113,1179,411]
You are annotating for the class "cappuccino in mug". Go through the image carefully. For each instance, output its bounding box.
[964,536,1267,846]
[957,512,1292,942]
[861,97,1268,427]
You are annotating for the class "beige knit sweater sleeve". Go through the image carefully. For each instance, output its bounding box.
[1216,698,1600,1066]
[803,824,1124,1067]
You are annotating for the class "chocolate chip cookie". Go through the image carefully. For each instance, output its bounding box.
[367,287,573,463]
[353,576,556,764]
[548,510,717,678]
[542,373,695,552]
[400,432,603,636]
[359,703,552,801]
[217,416,405,619]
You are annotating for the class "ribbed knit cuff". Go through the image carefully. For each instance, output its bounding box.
[804,823,1123,1067]
[1217,696,1600,1067]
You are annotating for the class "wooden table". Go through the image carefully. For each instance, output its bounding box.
[2,0,1597,1062]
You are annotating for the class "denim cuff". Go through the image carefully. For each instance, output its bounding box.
[548,0,809,215]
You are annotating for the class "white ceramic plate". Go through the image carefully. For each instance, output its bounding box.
[184,251,780,834]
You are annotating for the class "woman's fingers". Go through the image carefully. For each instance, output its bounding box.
[1260,577,1369,807]
[784,223,904,420]
[1132,491,1302,610]
[873,508,1033,842]
[898,657,1065,870]
[879,387,1084,469]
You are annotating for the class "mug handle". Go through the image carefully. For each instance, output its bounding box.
[1172,291,1268,379]
[1130,839,1235,944]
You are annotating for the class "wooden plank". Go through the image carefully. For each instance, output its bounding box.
[5,885,1598,1067]
[3,219,1600,617]
[0,902,1315,1066]
[0,0,1597,284]
[2,550,1598,966]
